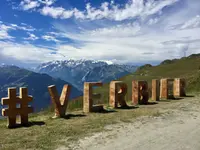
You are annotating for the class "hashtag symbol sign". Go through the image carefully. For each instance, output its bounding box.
[1,87,33,128]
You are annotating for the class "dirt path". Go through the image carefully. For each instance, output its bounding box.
[67,96,200,150]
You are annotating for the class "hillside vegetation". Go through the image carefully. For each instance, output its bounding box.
[68,54,200,110]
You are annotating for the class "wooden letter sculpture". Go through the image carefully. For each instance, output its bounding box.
[48,85,71,118]
[1,87,33,128]
[152,79,160,101]
[160,78,169,99]
[109,81,128,108]
[173,78,186,97]
[83,82,103,113]
[132,80,149,105]
[160,78,175,99]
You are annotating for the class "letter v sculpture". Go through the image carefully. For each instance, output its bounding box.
[48,85,71,118]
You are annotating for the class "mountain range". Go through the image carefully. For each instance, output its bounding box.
[34,59,138,90]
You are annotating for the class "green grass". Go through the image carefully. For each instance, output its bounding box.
[0,106,161,150]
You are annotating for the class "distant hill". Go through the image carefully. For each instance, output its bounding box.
[68,53,200,110]
[159,59,178,65]
[137,64,152,70]
[34,59,138,90]
[0,65,82,112]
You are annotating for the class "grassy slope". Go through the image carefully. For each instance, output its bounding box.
[1,55,200,149]
[0,107,161,150]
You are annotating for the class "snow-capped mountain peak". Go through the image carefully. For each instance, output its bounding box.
[34,59,138,90]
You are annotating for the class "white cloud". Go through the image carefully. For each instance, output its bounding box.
[180,15,200,29]
[0,21,36,40]
[73,8,85,19]
[20,0,40,10]
[42,35,59,42]
[1,24,15,30]
[22,0,179,21]
[0,41,59,63]
[0,24,15,39]
[0,30,13,39]
[40,6,74,19]
[38,0,56,6]
[148,18,158,25]
[176,43,189,56]
[24,33,39,40]
[61,22,142,40]
[83,0,178,21]
[10,23,36,31]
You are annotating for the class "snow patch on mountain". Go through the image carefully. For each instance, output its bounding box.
[34,59,138,90]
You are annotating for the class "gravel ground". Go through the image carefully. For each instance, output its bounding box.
[66,96,200,150]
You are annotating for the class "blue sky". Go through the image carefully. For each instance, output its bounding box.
[0,0,200,67]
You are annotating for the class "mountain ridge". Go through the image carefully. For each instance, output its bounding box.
[34,59,138,90]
